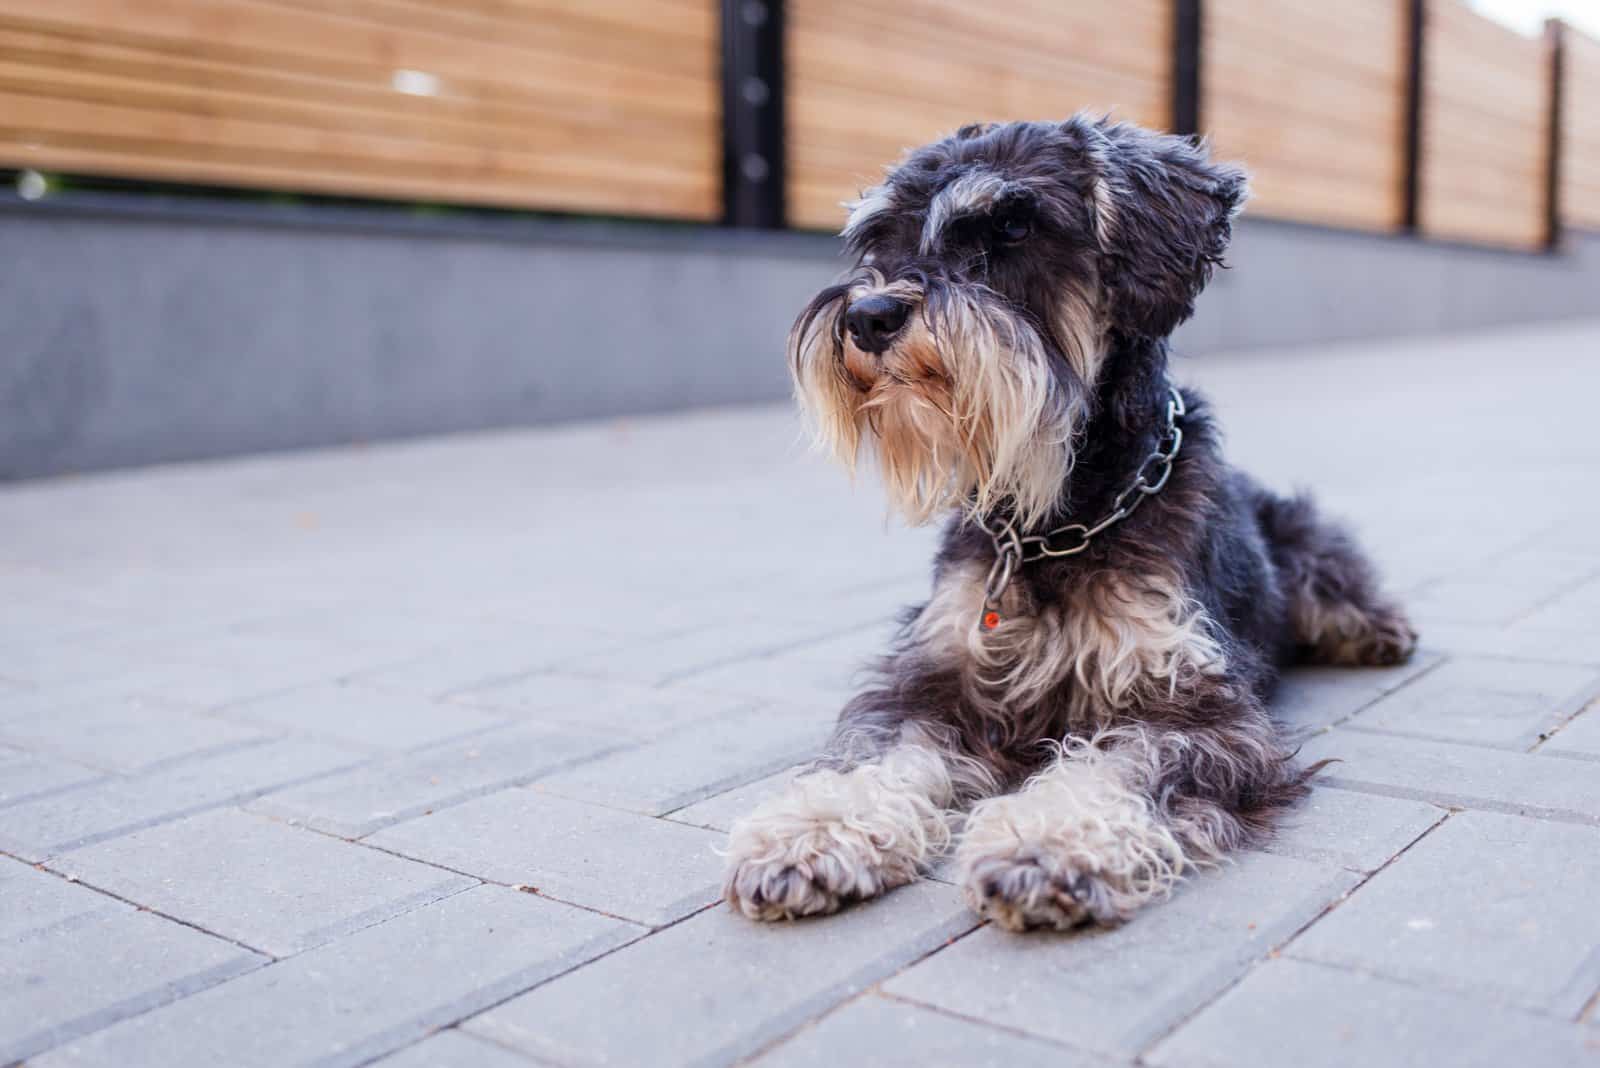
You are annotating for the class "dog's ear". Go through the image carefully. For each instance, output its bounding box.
[1075,118,1249,339]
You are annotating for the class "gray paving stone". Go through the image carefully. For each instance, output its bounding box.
[2,629,189,688]
[248,722,618,838]
[1408,550,1600,627]
[0,858,120,941]
[1516,573,1600,634]
[0,744,102,807]
[882,852,1360,1058]
[1421,619,1600,667]
[3,901,263,1064]
[772,577,931,630]
[0,676,206,721]
[0,588,109,649]
[1534,520,1600,554]
[556,617,848,687]
[1148,957,1600,1068]
[1344,657,1600,749]
[344,625,632,699]
[779,618,907,664]
[54,808,477,957]
[5,326,1600,1066]
[367,789,722,927]
[1302,729,1600,824]
[230,611,506,663]
[0,678,121,720]
[114,629,434,708]
[668,642,867,705]
[33,885,639,1068]
[1263,787,1446,874]
[0,738,364,861]
[219,684,509,752]
[663,765,805,831]
[752,994,1108,1067]
[532,704,831,816]
[464,881,978,1067]
[452,671,756,739]
[1288,811,1600,1015]
[665,620,896,703]
[370,1030,539,1067]
[0,693,270,772]
[1542,698,1600,760]
[1269,650,1445,735]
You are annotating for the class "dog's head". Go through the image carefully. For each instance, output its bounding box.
[790,116,1247,526]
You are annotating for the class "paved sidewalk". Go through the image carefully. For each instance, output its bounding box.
[3,320,1600,1067]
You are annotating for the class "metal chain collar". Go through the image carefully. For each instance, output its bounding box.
[975,385,1186,630]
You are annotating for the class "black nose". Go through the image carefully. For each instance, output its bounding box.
[845,295,911,353]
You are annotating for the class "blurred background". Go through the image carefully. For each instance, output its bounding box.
[0,0,1596,480]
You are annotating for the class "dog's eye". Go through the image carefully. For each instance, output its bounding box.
[992,211,1031,244]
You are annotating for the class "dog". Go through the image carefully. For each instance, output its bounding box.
[723,116,1417,931]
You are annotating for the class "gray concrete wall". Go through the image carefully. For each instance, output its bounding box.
[2,191,1596,480]
[1179,220,1600,352]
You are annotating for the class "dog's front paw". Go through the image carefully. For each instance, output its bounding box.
[723,822,911,922]
[722,765,943,921]
[960,849,1121,931]
[955,764,1187,932]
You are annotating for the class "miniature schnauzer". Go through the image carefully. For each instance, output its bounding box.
[723,116,1417,930]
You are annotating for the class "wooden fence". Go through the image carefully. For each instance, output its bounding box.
[1417,0,1553,248]
[0,0,720,220]
[1203,0,1409,233]
[1564,27,1600,230]
[0,0,1596,246]
[784,0,1170,231]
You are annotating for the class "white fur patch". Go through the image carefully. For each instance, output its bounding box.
[1089,175,1118,248]
[723,729,989,921]
[910,562,1226,725]
[921,169,1008,253]
[1051,280,1106,386]
[956,728,1192,929]
[841,184,894,239]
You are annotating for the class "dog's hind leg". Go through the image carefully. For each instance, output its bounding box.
[1257,490,1418,666]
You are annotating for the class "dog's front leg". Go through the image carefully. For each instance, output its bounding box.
[957,702,1308,930]
[724,721,993,922]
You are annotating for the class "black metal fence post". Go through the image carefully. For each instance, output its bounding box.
[1402,0,1426,232]
[1545,19,1566,249]
[1172,0,1202,137]
[721,0,786,229]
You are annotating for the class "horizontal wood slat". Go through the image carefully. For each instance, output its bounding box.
[784,0,1169,232]
[1564,28,1600,229]
[1204,0,1407,232]
[1418,0,1552,248]
[0,0,720,219]
[0,0,1588,245]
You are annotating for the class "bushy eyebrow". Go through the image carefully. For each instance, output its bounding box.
[840,184,894,241]
[920,172,1042,253]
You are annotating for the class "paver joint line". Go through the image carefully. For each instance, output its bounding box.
[1127,808,1464,1059]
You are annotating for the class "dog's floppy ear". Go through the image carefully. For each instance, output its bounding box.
[1078,118,1249,339]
